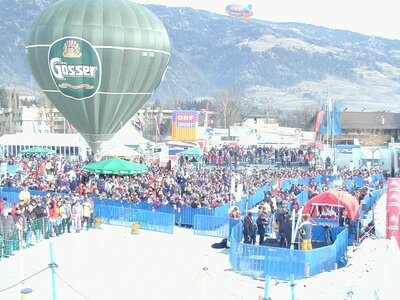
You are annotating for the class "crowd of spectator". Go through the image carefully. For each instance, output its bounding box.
[0,144,386,259]
[203,145,316,168]
[0,145,384,211]
[0,190,94,258]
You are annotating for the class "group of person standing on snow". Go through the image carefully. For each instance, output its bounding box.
[0,191,94,259]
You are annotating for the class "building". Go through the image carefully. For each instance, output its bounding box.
[338,111,400,146]
[0,106,73,134]
[0,105,176,136]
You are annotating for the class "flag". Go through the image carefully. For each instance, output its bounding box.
[135,117,144,135]
[320,111,326,135]
[333,103,342,135]
[320,102,342,136]
[272,178,281,196]
[67,121,76,133]
[204,100,210,128]
[155,115,161,141]
[315,110,324,132]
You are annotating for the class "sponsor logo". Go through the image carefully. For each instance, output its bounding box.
[388,214,399,230]
[176,113,196,128]
[177,114,195,122]
[48,37,101,100]
[389,179,400,188]
[177,123,195,128]
[388,193,400,199]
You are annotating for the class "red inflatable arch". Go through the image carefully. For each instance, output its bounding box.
[303,189,360,221]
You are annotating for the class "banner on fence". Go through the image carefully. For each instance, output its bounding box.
[386,178,400,247]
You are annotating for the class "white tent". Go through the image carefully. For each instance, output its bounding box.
[0,132,90,160]
[100,144,142,158]
[101,122,153,148]
[0,122,152,159]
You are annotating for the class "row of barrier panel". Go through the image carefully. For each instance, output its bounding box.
[229,221,349,280]
[0,185,385,230]
[0,180,383,281]
[94,205,175,234]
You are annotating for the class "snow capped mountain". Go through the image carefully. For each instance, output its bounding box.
[2,1,400,111]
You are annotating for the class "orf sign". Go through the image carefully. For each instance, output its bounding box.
[386,178,400,247]
[172,110,198,141]
[176,112,196,128]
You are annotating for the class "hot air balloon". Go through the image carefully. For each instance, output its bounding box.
[225,4,253,20]
[26,0,170,152]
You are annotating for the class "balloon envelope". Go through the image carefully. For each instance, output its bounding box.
[225,4,253,19]
[26,0,170,152]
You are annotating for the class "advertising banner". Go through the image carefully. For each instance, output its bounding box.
[386,178,400,247]
[171,110,198,141]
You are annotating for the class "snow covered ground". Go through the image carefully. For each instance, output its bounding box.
[0,196,399,300]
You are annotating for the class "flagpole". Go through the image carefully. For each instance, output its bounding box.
[332,98,335,149]
[332,98,335,165]
[325,100,329,148]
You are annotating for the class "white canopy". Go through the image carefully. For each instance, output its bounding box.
[0,132,87,147]
[102,122,152,148]
[0,122,153,157]
[100,144,142,158]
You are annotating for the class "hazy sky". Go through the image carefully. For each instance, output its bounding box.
[139,0,400,40]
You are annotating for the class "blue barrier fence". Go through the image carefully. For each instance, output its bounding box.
[95,205,175,234]
[0,177,381,281]
[363,189,385,212]
[0,183,385,228]
[296,190,309,207]
[194,213,275,238]
[229,221,348,280]
[215,202,231,217]
[279,174,383,192]
[193,215,240,238]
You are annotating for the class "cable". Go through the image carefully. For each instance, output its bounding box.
[194,266,248,300]
[0,266,50,293]
[52,269,90,300]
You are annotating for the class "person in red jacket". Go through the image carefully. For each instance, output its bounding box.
[48,202,60,237]
[0,197,7,214]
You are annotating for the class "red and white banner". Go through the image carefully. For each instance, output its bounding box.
[315,110,325,132]
[386,178,400,247]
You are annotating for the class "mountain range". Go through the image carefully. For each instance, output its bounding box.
[1,0,400,112]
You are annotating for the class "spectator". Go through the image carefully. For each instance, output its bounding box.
[256,213,269,245]
[339,210,350,227]
[279,214,292,248]
[243,212,253,244]
[82,197,92,230]
[0,197,6,214]
[299,214,313,251]
[71,197,83,233]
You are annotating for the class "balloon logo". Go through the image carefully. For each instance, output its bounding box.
[49,37,101,100]
[26,0,170,152]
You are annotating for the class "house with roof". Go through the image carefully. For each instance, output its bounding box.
[338,111,400,146]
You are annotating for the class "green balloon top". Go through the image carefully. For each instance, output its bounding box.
[27,0,170,52]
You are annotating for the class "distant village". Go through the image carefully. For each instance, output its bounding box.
[0,91,400,176]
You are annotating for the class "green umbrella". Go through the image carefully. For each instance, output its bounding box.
[180,147,203,159]
[179,147,203,170]
[83,157,148,175]
[20,146,55,155]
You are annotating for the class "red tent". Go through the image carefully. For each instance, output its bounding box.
[303,189,360,221]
